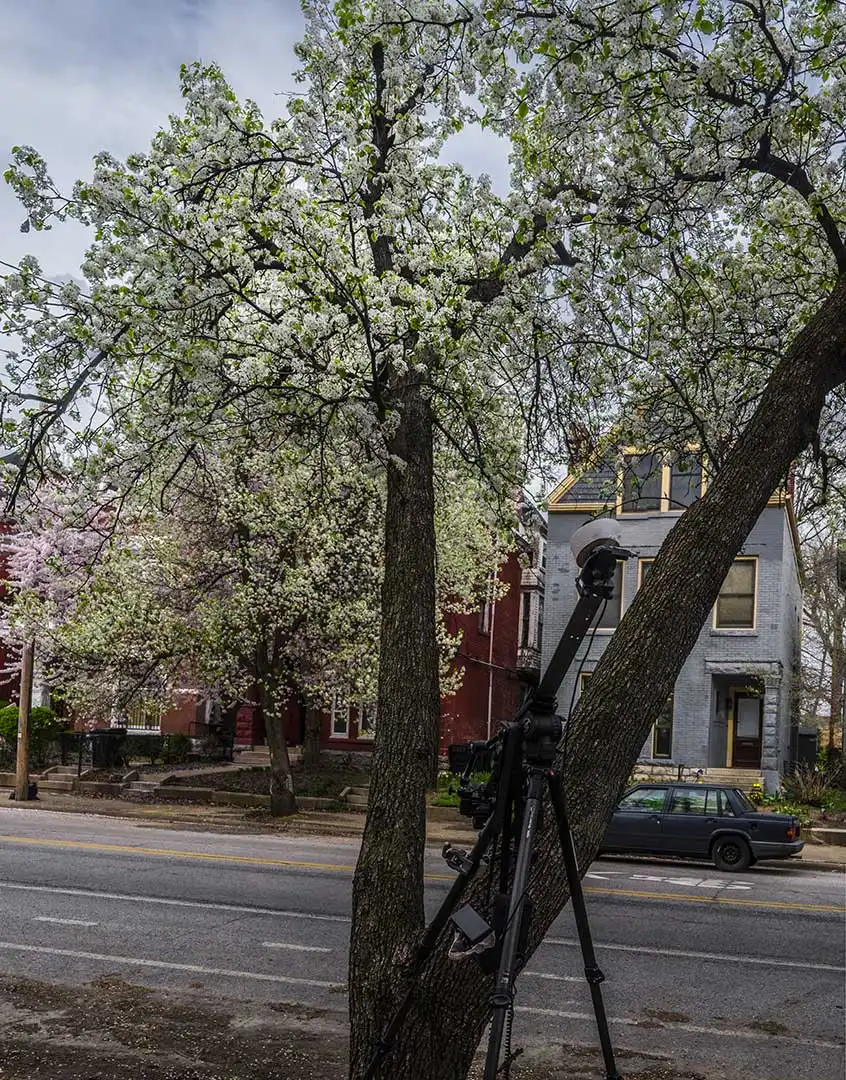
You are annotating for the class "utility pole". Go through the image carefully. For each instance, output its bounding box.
[14,640,35,801]
[835,541,846,760]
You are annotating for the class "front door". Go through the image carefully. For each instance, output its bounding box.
[732,693,762,768]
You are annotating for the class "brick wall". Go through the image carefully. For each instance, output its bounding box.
[440,550,523,750]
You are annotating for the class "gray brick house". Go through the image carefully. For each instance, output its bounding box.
[545,450,803,792]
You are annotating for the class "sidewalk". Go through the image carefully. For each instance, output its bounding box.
[3,790,844,869]
[0,789,480,846]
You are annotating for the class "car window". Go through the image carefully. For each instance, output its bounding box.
[732,789,756,813]
[718,790,735,816]
[668,787,710,814]
[617,787,667,812]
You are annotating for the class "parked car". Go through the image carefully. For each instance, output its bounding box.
[600,781,803,871]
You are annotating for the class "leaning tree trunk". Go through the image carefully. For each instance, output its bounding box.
[350,281,846,1080]
[258,674,297,817]
[348,376,441,1078]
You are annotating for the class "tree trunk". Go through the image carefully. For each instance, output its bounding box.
[830,607,844,762]
[260,678,297,817]
[303,704,322,768]
[349,279,846,1079]
[348,376,441,1078]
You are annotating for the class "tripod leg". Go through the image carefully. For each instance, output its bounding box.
[483,769,546,1080]
[547,772,622,1080]
[361,809,498,1080]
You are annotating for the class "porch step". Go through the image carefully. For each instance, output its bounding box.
[127,781,162,792]
[45,765,80,777]
[703,768,763,791]
[345,785,369,809]
[236,747,271,765]
[37,779,75,792]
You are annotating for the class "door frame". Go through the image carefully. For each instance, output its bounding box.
[727,688,763,768]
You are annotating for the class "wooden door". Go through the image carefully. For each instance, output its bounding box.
[732,693,762,768]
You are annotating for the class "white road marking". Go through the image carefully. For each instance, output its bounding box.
[545,938,846,973]
[0,941,346,990]
[584,872,624,880]
[0,882,350,922]
[262,942,332,953]
[515,1006,844,1049]
[630,873,751,890]
[522,971,582,982]
[34,917,98,927]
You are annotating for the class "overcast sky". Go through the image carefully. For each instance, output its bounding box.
[1,0,509,279]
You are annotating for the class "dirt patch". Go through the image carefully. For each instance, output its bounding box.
[162,762,371,799]
[0,976,711,1080]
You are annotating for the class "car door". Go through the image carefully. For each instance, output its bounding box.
[604,786,669,853]
[661,785,719,856]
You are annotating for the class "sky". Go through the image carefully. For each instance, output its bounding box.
[0,0,509,280]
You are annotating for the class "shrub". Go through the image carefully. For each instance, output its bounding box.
[748,781,765,804]
[162,732,192,765]
[783,762,844,808]
[129,734,164,764]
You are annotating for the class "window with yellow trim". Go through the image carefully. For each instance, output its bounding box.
[715,559,757,629]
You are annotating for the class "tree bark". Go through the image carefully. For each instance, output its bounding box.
[349,279,846,1079]
[303,704,322,768]
[348,376,441,1078]
[259,676,297,817]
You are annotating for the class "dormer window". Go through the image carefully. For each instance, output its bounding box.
[620,451,704,514]
[621,453,662,513]
[670,456,703,509]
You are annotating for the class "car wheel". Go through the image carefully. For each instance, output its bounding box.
[712,836,751,872]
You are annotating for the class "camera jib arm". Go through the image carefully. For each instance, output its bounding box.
[362,526,632,1080]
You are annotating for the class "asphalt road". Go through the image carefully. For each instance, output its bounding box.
[0,807,843,1080]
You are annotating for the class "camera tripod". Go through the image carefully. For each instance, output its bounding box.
[362,536,630,1080]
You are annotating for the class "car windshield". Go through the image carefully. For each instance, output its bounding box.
[732,789,757,813]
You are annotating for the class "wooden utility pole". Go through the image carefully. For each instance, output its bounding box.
[835,541,846,760]
[14,640,35,801]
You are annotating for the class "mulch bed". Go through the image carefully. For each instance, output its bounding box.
[161,762,371,799]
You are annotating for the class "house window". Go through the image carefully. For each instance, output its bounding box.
[579,672,592,697]
[669,455,702,509]
[621,453,662,513]
[520,591,532,648]
[638,558,655,588]
[597,562,623,628]
[715,559,757,629]
[358,701,376,739]
[537,595,544,653]
[652,695,674,758]
[330,692,350,738]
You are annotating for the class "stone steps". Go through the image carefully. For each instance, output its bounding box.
[703,768,763,790]
[235,747,271,765]
[37,779,75,792]
[345,785,369,809]
[127,781,161,792]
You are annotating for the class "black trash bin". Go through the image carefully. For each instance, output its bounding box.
[90,728,127,769]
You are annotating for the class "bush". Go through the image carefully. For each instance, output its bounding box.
[0,704,64,754]
[783,762,844,808]
[130,734,164,764]
[162,732,192,765]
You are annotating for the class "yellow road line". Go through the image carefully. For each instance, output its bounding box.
[582,886,844,914]
[0,834,842,913]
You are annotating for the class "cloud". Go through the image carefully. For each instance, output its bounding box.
[1,0,508,279]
